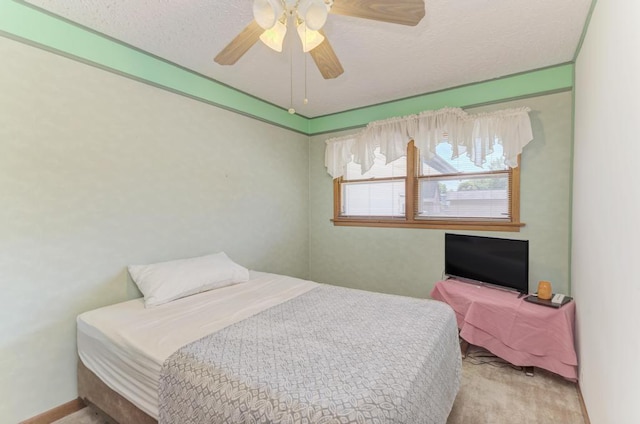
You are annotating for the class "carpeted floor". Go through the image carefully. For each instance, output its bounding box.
[447,346,585,423]
[55,346,585,424]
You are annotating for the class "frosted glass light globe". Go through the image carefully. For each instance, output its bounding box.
[253,0,284,30]
[298,0,328,31]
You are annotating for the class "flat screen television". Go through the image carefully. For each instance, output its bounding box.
[444,233,529,294]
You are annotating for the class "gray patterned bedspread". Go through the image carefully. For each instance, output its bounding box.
[159,284,461,424]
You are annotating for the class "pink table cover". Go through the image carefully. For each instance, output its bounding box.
[430,279,578,380]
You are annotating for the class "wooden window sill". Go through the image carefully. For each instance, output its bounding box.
[331,218,525,232]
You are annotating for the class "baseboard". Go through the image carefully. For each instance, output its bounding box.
[19,398,86,424]
[577,383,592,424]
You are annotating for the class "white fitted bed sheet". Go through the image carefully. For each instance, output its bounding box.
[77,271,318,419]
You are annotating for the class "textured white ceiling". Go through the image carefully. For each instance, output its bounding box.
[25,0,591,117]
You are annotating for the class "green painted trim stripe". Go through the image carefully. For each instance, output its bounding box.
[0,1,309,134]
[308,64,574,134]
[1,1,574,137]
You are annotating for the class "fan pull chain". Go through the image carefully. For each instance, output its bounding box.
[304,48,309,105]
[303,22,309,105]
[288,27,295,114]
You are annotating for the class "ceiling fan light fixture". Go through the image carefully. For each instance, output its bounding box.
[253,0,284,30]
[296,23,325,52]
[297,0,328,31]
[259,19,287,52]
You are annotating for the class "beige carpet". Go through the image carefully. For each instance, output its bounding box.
[447,346,584,424]
[55,347,585,424]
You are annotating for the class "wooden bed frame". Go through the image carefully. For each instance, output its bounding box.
[77,359,157,424]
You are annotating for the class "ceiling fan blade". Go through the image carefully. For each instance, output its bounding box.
[309,31,344,79]
[330,0,425,26]
[214,20,263,65]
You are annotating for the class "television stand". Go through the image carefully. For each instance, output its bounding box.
[460,337,534,377]
[460,339,535,376]
[431,279,578,380]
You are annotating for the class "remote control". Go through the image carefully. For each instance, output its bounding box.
[551,293,565,304]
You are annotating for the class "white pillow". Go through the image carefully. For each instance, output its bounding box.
[128,252,250,307]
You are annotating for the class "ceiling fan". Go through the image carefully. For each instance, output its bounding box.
[214,0,425,79]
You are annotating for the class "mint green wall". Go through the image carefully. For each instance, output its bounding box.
[309,92,573,299]
[0,37,309,422]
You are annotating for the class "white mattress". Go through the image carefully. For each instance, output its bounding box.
[77,271,318,419]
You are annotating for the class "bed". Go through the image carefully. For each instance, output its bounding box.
[77,271,461,423]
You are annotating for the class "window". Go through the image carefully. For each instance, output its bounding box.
[341,149,407,217]
[333,141,523,231]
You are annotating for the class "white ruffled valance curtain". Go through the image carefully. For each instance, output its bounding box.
[324,106,534,178]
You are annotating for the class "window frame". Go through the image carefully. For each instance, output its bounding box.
[332,141,525,232]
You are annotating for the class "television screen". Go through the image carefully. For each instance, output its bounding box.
[444,233,529,294]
